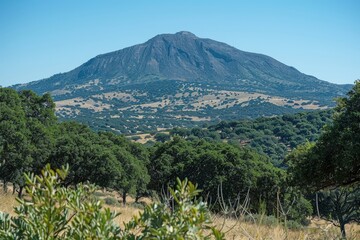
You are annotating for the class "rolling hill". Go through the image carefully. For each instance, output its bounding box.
[13,31,352,133]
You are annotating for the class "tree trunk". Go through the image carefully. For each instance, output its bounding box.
[17,185,24,199]
[2,181,8,193]
[339,220,346,239]
[122,191,127,206]
[135,192,141,203]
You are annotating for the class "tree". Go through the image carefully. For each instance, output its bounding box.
[287,80,360,189]
[49,122,123,188]
[100,132,150,205]
[154,132,171,142]
[286,141,315,188]
[316,186,360,239]
[148,137,289,215]
[19,90,57,126]
[0,89,57,197]
[0,88,33,196]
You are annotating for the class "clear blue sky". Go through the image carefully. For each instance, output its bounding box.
[0,0,359,87]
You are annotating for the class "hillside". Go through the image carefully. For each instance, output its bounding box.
[13,32,352,133]
[169,110,333,166]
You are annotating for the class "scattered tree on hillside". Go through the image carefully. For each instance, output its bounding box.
[154,132,171,142]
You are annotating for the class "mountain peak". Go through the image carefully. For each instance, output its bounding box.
[175,31,198,38]
[150,31,198,42]
[15,31,350,105]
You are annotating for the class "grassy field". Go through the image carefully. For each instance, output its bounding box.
[1,187,359,239]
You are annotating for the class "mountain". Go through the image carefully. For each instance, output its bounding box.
[13,31,352,134]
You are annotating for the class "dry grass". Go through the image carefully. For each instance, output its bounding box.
[0,187,18,215]
[110,205,142,228]
[1,188,359,239]
[212,216,360,240]
[55,97,111,112]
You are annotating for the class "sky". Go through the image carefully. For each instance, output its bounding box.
[0,0,359,87]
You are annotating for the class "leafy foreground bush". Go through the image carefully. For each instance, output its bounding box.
[0,164,121,239]
[124,178,224,239]
[0,164,224,239]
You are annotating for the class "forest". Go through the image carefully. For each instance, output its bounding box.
[169,109,333,166]
[0,81,359,239]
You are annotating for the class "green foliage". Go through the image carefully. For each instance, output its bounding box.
[49,122,123,188]
[0,166,224,239]
[0,164,121,239]
[286,141,315,187]
[100,132,150,205]
[170,110,333,166]
[279,188,312,226]
[0,88,56,196]
[0,89,151,199]
[0,88,317,231]
[154,132,171,142]
[149,137,286,214]
[286,81,360,238]
[124,178,224,239]
[130,135,141,141]
[287,80,360,189]
[104,197,120,206]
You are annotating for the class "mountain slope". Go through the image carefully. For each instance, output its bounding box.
[13,31,352,134]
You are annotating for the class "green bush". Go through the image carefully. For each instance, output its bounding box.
[0,165,224,239]
[104,197,120,206]
[0,164,121,239]
[129,202,146,210]
[124,178,224,239]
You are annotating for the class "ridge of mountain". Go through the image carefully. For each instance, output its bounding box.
[12,31,352,134]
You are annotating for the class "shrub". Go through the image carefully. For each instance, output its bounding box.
[129,202,146,210]
[124,178,224,239]
[0,164,121,239]
[130,135,141,141]
[104,197,120,206]
[0,166,224,239]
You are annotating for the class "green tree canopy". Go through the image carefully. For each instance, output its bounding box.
[0,88,56,197]
[149,137,286,213]
[287,80,360,190]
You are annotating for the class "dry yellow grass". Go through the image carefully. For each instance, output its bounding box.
[1,189,359,239]
[99,192,360,240]
[55,97,111,112]
[0,187,18,215]
[211,216,360,240]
